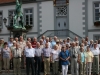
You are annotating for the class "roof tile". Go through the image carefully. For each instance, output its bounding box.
[0,0,15,4]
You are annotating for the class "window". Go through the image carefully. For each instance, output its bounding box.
[94,3,100,21]
[24,8,33,25]
[0,12,3,28]
[56,6,67,16]
[94,34,100,40]
[8,10,15,26]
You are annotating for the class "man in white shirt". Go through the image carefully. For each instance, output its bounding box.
[24,43,35,75]
[91,43,100,75]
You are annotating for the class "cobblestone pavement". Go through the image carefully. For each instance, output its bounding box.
[0,70,72,75]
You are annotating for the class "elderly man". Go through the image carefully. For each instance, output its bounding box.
[31,37,37,48]
[35,42,42,75]
[70,42,79,75]
[42,43,52,75]
[12,43,23,75]
[8,37,14,47]
[19,36,26,69]
[91,43,100,75]
[10,41,17,69]
[24,43,35,75]
[45,37,52,48]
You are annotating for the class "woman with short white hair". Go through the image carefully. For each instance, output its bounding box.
[86,46,94,75]
[59,45,70,75]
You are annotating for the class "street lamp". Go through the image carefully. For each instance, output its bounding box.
[3,15,13,37]
[3,18,7,27]
[3,14,13,27]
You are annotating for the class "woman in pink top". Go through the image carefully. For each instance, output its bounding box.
[86,46,94,75]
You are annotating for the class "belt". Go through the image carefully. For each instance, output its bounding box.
[14,57,21,59]
[94,55,99,56]
[44,57,50,58]
[35,56,41,57]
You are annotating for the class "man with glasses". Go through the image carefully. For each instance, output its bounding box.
[69,42,79,75]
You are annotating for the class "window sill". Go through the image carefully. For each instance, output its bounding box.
[94,21,100,27]
[25,25,33,30]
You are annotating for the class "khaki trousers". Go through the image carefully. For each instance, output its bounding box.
[92,56,99,74]
[13,58,21,75]
[79,62,86,75]
[44,57,50,75]
[3,58,10,70]
[52,61,59,74]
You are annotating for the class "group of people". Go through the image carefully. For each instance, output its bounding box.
[0,35,100,75]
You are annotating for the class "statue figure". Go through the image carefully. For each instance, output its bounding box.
[13,0,25,29]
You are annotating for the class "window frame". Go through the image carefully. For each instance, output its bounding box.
[93,2,100,22]
[0,11,3,28]
[8,9,15,26]
[23,8,34,26]
[93,34,100,40]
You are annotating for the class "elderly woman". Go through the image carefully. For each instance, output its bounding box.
[51,45,61,75]
[59,45,70,75]
[86,46,94,75]
[2,42,11,73]
[78,47,86,75]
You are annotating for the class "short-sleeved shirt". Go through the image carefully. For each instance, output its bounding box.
[24,47,35,57]
[78,51,86,62]
[59,50,70,65]
[91,48,100,55]
[8,42,13,47]
[13,48,22,57]
[2,48,10,58]
[19,41,26,50]
[10,46,16,52]
[35,47,42,57]
[52,49,61,61]
[42,47,52,57]
[86,51,94,62]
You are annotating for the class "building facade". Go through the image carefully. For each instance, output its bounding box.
[0,0,100,41]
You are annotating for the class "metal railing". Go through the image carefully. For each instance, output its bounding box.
[37,29,82,42]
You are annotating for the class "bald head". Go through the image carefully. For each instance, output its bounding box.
[36,42,40,48]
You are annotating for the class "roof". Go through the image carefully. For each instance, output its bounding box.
[0,0,52,6]
[0,0,15,4]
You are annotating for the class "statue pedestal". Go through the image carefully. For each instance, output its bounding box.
[11,28,28,40]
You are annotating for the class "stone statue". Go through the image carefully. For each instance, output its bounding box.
[13,0,25,29]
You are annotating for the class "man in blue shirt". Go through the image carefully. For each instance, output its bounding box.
[59,45,70,75]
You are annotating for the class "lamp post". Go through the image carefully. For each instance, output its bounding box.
[3,15,13,37]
